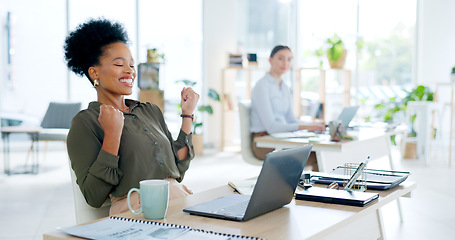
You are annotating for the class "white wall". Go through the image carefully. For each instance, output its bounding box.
[203,0,238,148]
[417,0,455,86]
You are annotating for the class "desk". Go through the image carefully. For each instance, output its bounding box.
[43,181,416,240]
[1,126,42,175]
[255,127,404,172]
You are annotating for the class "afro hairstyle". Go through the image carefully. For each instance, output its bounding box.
[64,18,129,83]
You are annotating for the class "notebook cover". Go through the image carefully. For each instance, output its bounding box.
[295,187,379,207]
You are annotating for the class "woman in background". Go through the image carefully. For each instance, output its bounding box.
[250,45,325,164]
[64,19,199,215]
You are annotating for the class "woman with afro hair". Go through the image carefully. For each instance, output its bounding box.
[64,18,199,215]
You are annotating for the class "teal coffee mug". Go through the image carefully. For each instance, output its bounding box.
[127,179,169,220]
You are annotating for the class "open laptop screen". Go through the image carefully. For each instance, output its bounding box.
[337,106,359,127]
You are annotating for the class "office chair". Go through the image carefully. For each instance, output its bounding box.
[238,100,263,166]
[31,102,81,162]
[68,160,111,224]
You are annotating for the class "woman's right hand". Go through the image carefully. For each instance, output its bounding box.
[299,122,326,132]
[98,105,125,134]
[98,105,124,155]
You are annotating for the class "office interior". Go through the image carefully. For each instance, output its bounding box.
[0,0,454,239]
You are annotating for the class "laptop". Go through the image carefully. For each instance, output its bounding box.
[337,106,359,127]
[183,145,312,221]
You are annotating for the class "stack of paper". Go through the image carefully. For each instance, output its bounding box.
[270,130,316,139]
[228,179,256,195]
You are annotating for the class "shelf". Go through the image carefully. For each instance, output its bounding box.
[293,68,351,122]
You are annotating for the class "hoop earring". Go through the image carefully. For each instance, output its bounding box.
[94,79,99,86]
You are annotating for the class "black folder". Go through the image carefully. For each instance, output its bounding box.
[295,187,379,207]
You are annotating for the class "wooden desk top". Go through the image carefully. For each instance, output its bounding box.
[44,181,416,240]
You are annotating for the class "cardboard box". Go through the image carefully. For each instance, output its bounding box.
[139,89,164,112]
[403,141,417,159]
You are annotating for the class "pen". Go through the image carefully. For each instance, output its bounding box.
[327,182,339,189]
[344,156,370,190]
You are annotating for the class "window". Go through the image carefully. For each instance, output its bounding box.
[357,0,416,88]
[297,0,416,105]
[138,0,202,104]
[235,0,416,121]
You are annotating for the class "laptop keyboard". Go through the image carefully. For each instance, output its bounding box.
[212,200,249,215]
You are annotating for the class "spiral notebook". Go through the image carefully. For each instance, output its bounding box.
[60,216,264,240]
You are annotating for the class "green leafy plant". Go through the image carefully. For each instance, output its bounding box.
[176,80,220,134]
[374,85,434,140]
[326,34,345,62]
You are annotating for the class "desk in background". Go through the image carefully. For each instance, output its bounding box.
[1,126,42,175]
[43,181,416,240]
[255,127,405,173]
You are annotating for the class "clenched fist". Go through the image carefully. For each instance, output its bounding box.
[180,87,199,115]
[98,104,124,137]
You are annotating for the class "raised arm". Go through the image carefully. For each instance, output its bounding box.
[176,87,199,160]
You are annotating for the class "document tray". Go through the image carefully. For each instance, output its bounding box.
[308,167,410,190]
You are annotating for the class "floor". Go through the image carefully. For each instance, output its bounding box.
[0,140,454,240]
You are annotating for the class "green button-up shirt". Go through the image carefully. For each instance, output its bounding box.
[67,99,194,208]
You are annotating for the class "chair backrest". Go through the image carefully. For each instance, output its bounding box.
[41,102,81,129]
[238,100,263,166]
[68,160,111,224]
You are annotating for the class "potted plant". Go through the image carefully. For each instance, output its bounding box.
[326,34,347,69]
[176,80,220,155]
[147,48,166,64]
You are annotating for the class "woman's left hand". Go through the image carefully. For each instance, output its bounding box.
[180,87,199,115]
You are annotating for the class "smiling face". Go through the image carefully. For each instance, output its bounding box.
[89,42,136,99]
[269,48,293,76]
